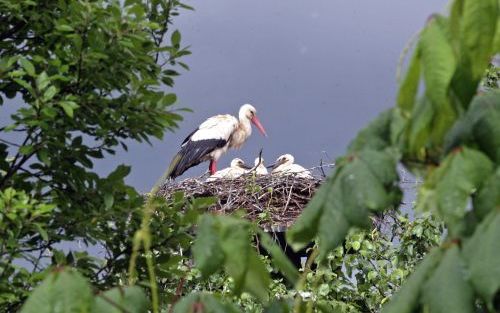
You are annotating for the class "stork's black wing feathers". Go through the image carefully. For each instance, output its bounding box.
[167,139,227,179]
[181,128,199,147]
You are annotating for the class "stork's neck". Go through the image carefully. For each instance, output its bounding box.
[230,117,252,148]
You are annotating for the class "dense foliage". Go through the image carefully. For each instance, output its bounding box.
[1,0,499,312]
[0,0,192,310]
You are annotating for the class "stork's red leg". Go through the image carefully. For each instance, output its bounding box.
[209,160,217,174]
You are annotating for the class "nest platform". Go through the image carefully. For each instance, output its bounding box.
[157,173,324,229]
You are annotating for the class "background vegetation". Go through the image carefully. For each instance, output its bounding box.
[1,0,499,312]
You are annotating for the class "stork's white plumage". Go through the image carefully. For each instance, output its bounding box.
[253,157,268,175]
[206,158,251,181]
[167,104,267,179]
[271,154,313,178]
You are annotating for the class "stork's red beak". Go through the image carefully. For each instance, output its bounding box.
[251,116,267,137]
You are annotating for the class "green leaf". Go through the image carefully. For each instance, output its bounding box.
[444,91,500,163]
[289,149,400,260]
[107,165,131,181]
[382,249,443,313]
[218,217,269,302]
[286,182,328,250]
[397,49,421,114]
[161,93,177,105]
[418,16,458,145]
[257,229,299,285]
[421,245,474,313]
[56,24,74,32]
[473,168,500,220]
[36,72,50,91]
[171,30,181,46]
[463,212,500,310]
[460,0,498,79]
[406,97,434,158]
[104,193,114,209]
[192,215,225,278]
[93,286,148,313]
[418,147,493,234]
[20,58,35,76]
[58,101,79,118]
[20,269,93,313]
[37,149,51,166]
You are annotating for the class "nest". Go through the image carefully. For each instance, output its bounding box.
[157,173,324,230]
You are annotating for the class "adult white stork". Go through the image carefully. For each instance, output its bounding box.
[252,157,268,175]
[166,104,267,179]
[206,158,251,181]
[271,154,313,178]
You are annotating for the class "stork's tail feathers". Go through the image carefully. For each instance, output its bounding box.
[166,152,184,180]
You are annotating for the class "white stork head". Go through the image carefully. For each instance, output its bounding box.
[230,158,251,169]
[270,154,295,169]
[253,157,268,175]
[239,104,267,137]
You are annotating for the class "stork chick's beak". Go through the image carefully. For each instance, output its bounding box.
[240,163,253,170]
[251,116,267,137]
[266,162,275,169]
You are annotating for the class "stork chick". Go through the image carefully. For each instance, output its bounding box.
[206,158,251,181]
[166,104,267,179]
[252,157,268,175]
[271,154,312,178]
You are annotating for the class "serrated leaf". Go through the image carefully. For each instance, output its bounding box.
[20,269,93,313]
[382,249,443,313]
[92,286,148,313]
[421,245,474,313]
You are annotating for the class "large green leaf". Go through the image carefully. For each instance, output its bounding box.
[193,215,270,302]
[421,246,474,313]
[173,293,242,313]
[444,91,500,163]
[286,182,329,251]
[418,147,493,234]
[463,211,500,310]
[288,149,400,260]
[218,216,270,302]
[93,286,148,313]
[460,0,498,79]
[419,16,458,146]
[192,215,225,278]
[382,249,443,313]
[397,49,421,114]
[21,269,93,313]
[407,97,434,159]
[473,167,500,220]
